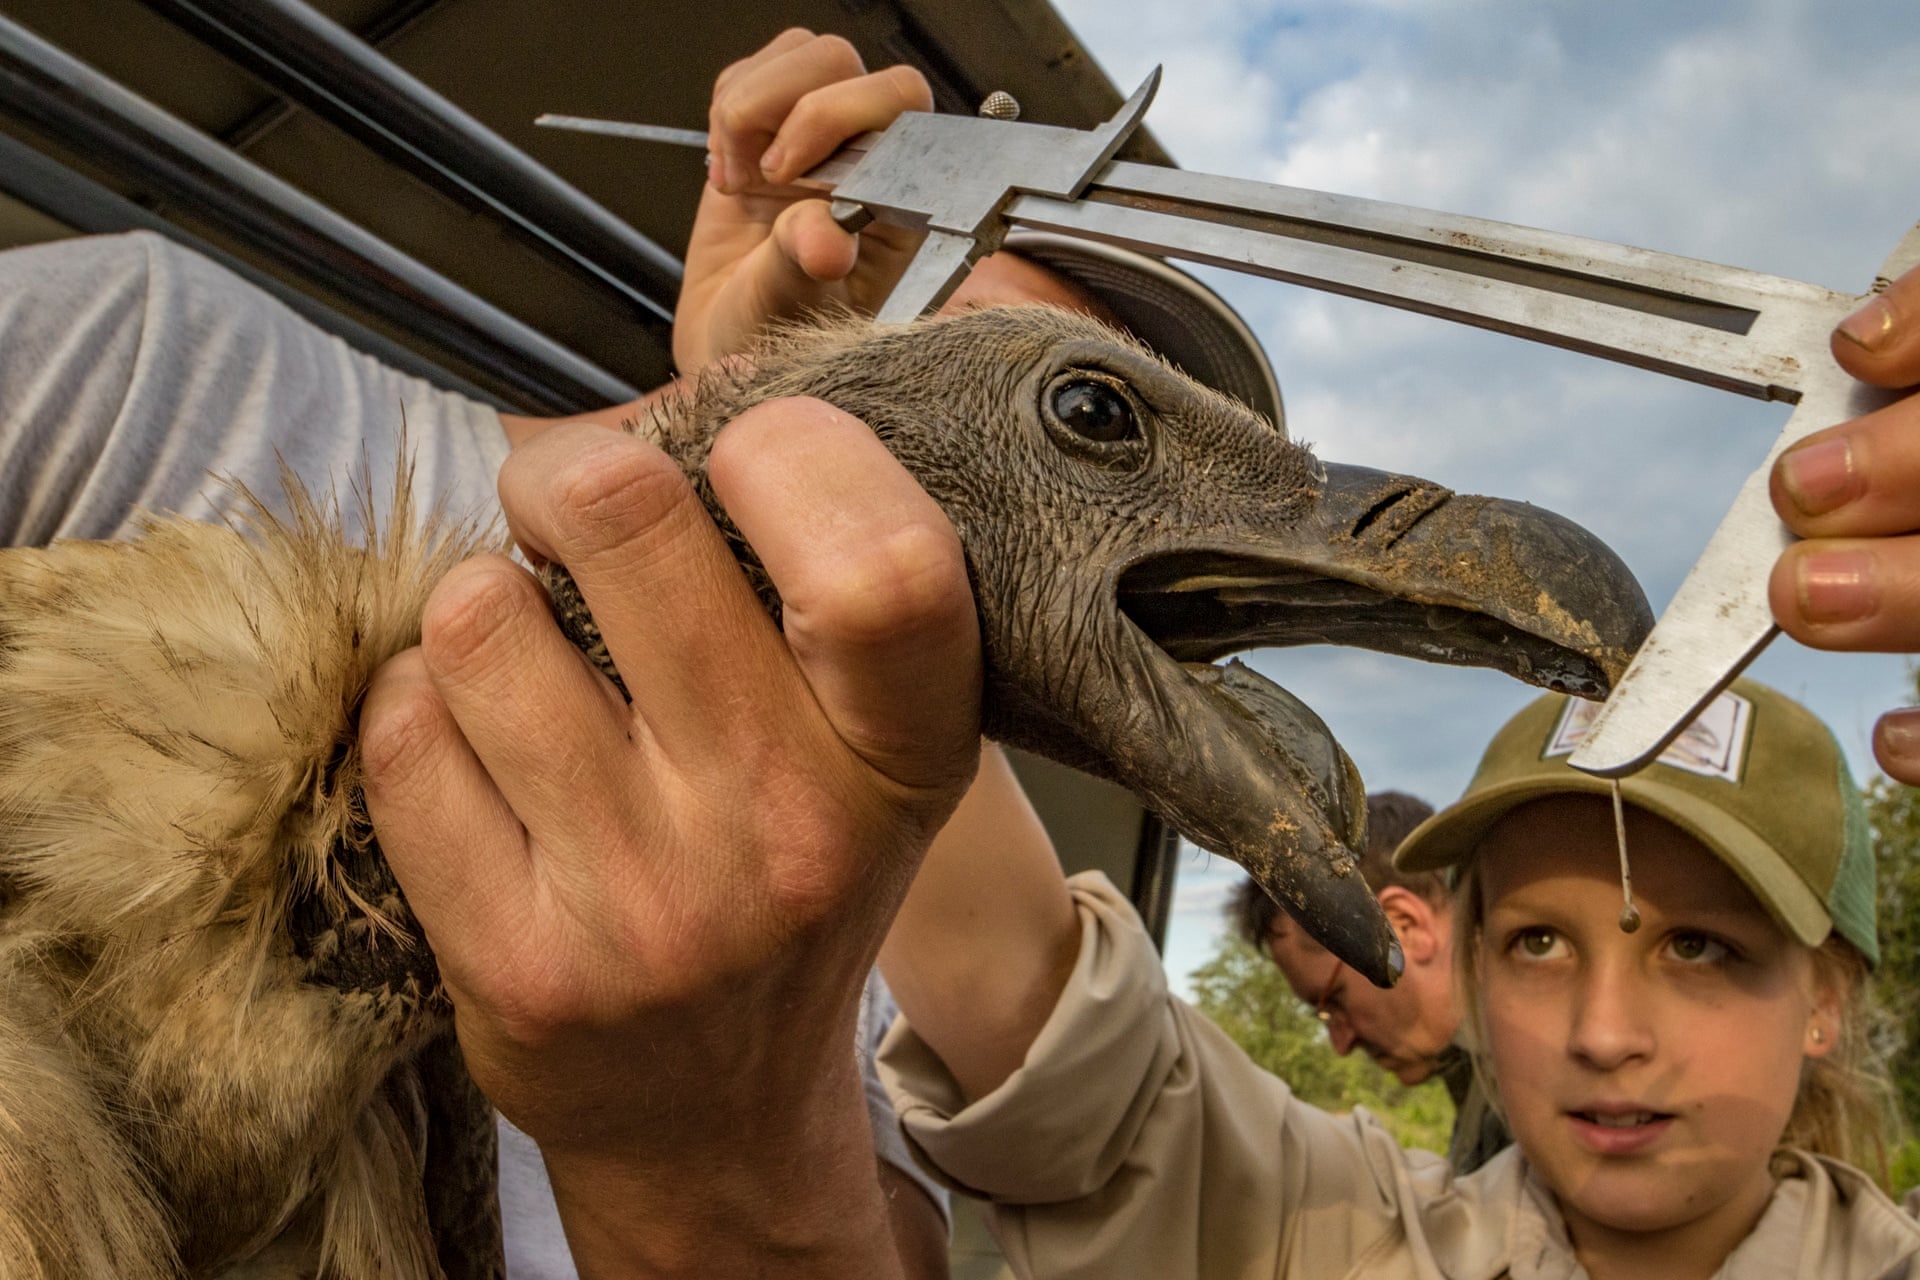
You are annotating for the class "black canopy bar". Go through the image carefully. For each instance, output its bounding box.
[0,128,506,406]
[133,0,682,323]
[0,12,637,412]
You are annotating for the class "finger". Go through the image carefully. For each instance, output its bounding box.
[758,65,933,185]
[1769,534,1920,651]
[1874,709,1920,786]
[709,397,981,800]
[772,197,863,283]
[414,553,642,861]
[687,201,860,364]
[1771,392,1920,536]
[709,33,866,193]
[707,25,816,184]
[707,199,863,323]
[360,646,533,961]
[710,26,814,101]
[1830,262,1920,389]
[678,193,922,371]
[701,199,864,347]
[497,423,799,767]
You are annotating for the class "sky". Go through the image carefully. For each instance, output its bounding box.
[1036,0,1920,993]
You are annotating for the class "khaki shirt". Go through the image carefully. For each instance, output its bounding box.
[881,873,1920,1280]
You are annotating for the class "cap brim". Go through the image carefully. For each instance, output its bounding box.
[1395,774,1833,948]
[1002,231,1284,426]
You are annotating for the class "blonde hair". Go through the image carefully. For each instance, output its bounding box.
[1450,862,1902,1187]
[1781,938,1900,1182]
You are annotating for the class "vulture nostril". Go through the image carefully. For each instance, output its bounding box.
[1350,487,1417,538]
[1350,486,1448,548]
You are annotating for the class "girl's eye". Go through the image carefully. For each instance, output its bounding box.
[1666,932,1731,964]
[1514,927,1565,959]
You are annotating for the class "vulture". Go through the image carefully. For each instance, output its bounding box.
[0,305,1651,1278]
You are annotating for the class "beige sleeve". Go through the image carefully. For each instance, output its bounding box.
[878,872,1436,1280]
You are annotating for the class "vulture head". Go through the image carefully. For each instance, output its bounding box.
[597,306,1652,986]
[0,303,1649,1276]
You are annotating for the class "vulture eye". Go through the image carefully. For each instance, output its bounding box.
[1049,379,1137,443]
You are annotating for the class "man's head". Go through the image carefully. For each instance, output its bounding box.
[1231,791,1461,1085]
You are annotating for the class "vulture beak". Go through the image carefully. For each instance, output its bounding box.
[1062,464,1652,988]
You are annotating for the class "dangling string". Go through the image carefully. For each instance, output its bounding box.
[1611,779,1641,933]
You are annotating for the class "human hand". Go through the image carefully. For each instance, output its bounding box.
[358,401,980,1276]
[1769,263,1920,782]
[674,29,932,371]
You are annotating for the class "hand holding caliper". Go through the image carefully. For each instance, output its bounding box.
[1770,271,1920,784]
[671,30,936,371]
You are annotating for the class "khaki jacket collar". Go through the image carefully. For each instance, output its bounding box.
[1482,1150,1918,1280]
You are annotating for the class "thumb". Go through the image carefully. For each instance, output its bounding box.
[707,397,982,800]
[682,200,862,371]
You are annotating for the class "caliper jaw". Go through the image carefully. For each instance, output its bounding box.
[824,69,1160,322]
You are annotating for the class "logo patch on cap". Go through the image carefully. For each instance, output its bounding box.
[1543,690,1753,782]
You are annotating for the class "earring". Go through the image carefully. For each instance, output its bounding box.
[1810,1026,1826,1045]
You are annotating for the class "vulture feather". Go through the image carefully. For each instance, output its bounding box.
[0,306,1651,1277]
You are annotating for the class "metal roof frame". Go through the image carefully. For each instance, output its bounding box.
[0,0,1185,951]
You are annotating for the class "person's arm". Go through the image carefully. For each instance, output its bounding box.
[881,871,1451,1280]
[360,400,981,1279]
[879,746,1081,1101]
[0,233,505,548]
[878,1154,951,1276]
[1769,264,1920,783]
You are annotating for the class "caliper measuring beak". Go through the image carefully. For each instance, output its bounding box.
[539,78,1920,774]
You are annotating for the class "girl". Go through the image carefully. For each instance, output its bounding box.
[876,680,1919,1279]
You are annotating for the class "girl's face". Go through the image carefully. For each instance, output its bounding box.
[1475,795,1836,1252]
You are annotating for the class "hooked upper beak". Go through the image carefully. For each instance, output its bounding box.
[1073,464,1652,987]
[1121,465,1649,692]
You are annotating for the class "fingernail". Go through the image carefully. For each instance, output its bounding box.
[1876,709,1920,767]
[1836,296,1894,353]
[1777,437,1857,516]
[1796,550,1877,623]
[707,150,723,189]
[761,143,786,179]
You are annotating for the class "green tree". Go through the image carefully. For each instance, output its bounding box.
[1864,672,1920,1197]
[1868,775,1920,1115]
[1188,933,1454,1154]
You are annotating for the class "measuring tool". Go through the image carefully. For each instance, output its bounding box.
[538,80,1920,775]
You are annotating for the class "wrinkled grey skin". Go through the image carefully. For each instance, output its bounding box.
[550,305,1653,987]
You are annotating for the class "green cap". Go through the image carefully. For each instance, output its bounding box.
[1394,679,1878,966]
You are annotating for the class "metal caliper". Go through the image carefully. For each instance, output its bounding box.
[540,74,1920,777]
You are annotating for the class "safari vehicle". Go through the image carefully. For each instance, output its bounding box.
[0,2,1181,1274]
